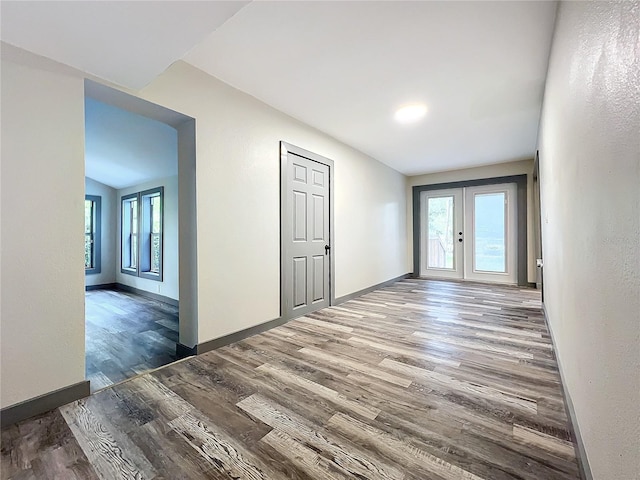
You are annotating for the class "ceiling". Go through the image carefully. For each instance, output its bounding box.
[1,1,558,176]
[0,1,249,89]
[85,97,178,190]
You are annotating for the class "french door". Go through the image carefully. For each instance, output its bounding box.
[420,183,517,284]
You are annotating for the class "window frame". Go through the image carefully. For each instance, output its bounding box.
[85,195,102,275]
[121,186,164,282]
[148,191,162,275]
[121,193,138,276]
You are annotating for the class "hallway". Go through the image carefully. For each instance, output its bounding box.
[2,279,579,479]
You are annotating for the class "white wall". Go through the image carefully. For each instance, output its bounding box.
[406,159,536,282]
[116,176,179,301]
[138,62,408,344]
[84,177,116,286]
[1,59,86,409]
[537,2,640,479]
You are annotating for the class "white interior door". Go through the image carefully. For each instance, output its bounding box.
[420,183,518,284]
[464,184,517,283]
[420,189,463,279]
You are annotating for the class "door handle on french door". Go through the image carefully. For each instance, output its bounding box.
[325,245,331,255]
[458,238,463,242]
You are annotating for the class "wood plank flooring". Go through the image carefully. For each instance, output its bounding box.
[2,279,580,479]
[85,289,178,392]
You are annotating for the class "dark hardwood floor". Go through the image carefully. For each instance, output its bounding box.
[1,279,580,479]
[85,289,178,392]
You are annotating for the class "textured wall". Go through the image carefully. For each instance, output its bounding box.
[537,2,640,478]
[1,59,86,408]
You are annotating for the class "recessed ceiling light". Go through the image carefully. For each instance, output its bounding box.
[394,104,427,123]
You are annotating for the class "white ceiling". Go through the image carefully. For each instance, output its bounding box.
[85,97,178,190]
[1,1,558,176]
[0,1,249,89]
[185,1,557,175]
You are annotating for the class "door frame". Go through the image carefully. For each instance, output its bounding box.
[533,151,544,299]
[280,141,335,320]
[412,175,528,286]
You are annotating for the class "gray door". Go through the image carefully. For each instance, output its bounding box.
[281,143,332,319]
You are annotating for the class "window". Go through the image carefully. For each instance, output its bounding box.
[121,194,138,272]
[85,195,101,274]
[150,194,161,273]
[121,187,163,281]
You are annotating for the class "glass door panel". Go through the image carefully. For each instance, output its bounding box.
[428,196,454,269]
[420,189,463,279]
[464,184,517,283]
[474,192,506,273]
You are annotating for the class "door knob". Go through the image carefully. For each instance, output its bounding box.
[325,245,331,255]
[458,238,463,243]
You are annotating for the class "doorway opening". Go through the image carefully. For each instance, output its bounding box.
[280,142,335,320]
[533,152,544,297]
[83,80,197,392]
[413,175,528,286]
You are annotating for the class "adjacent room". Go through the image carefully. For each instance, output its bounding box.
[1,2,638,480]
[84,95,180,391]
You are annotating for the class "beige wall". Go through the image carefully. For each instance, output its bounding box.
[1,59,86,408]
[537,2,640,479]
[406,159,536,282]
[0,50,408,407]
